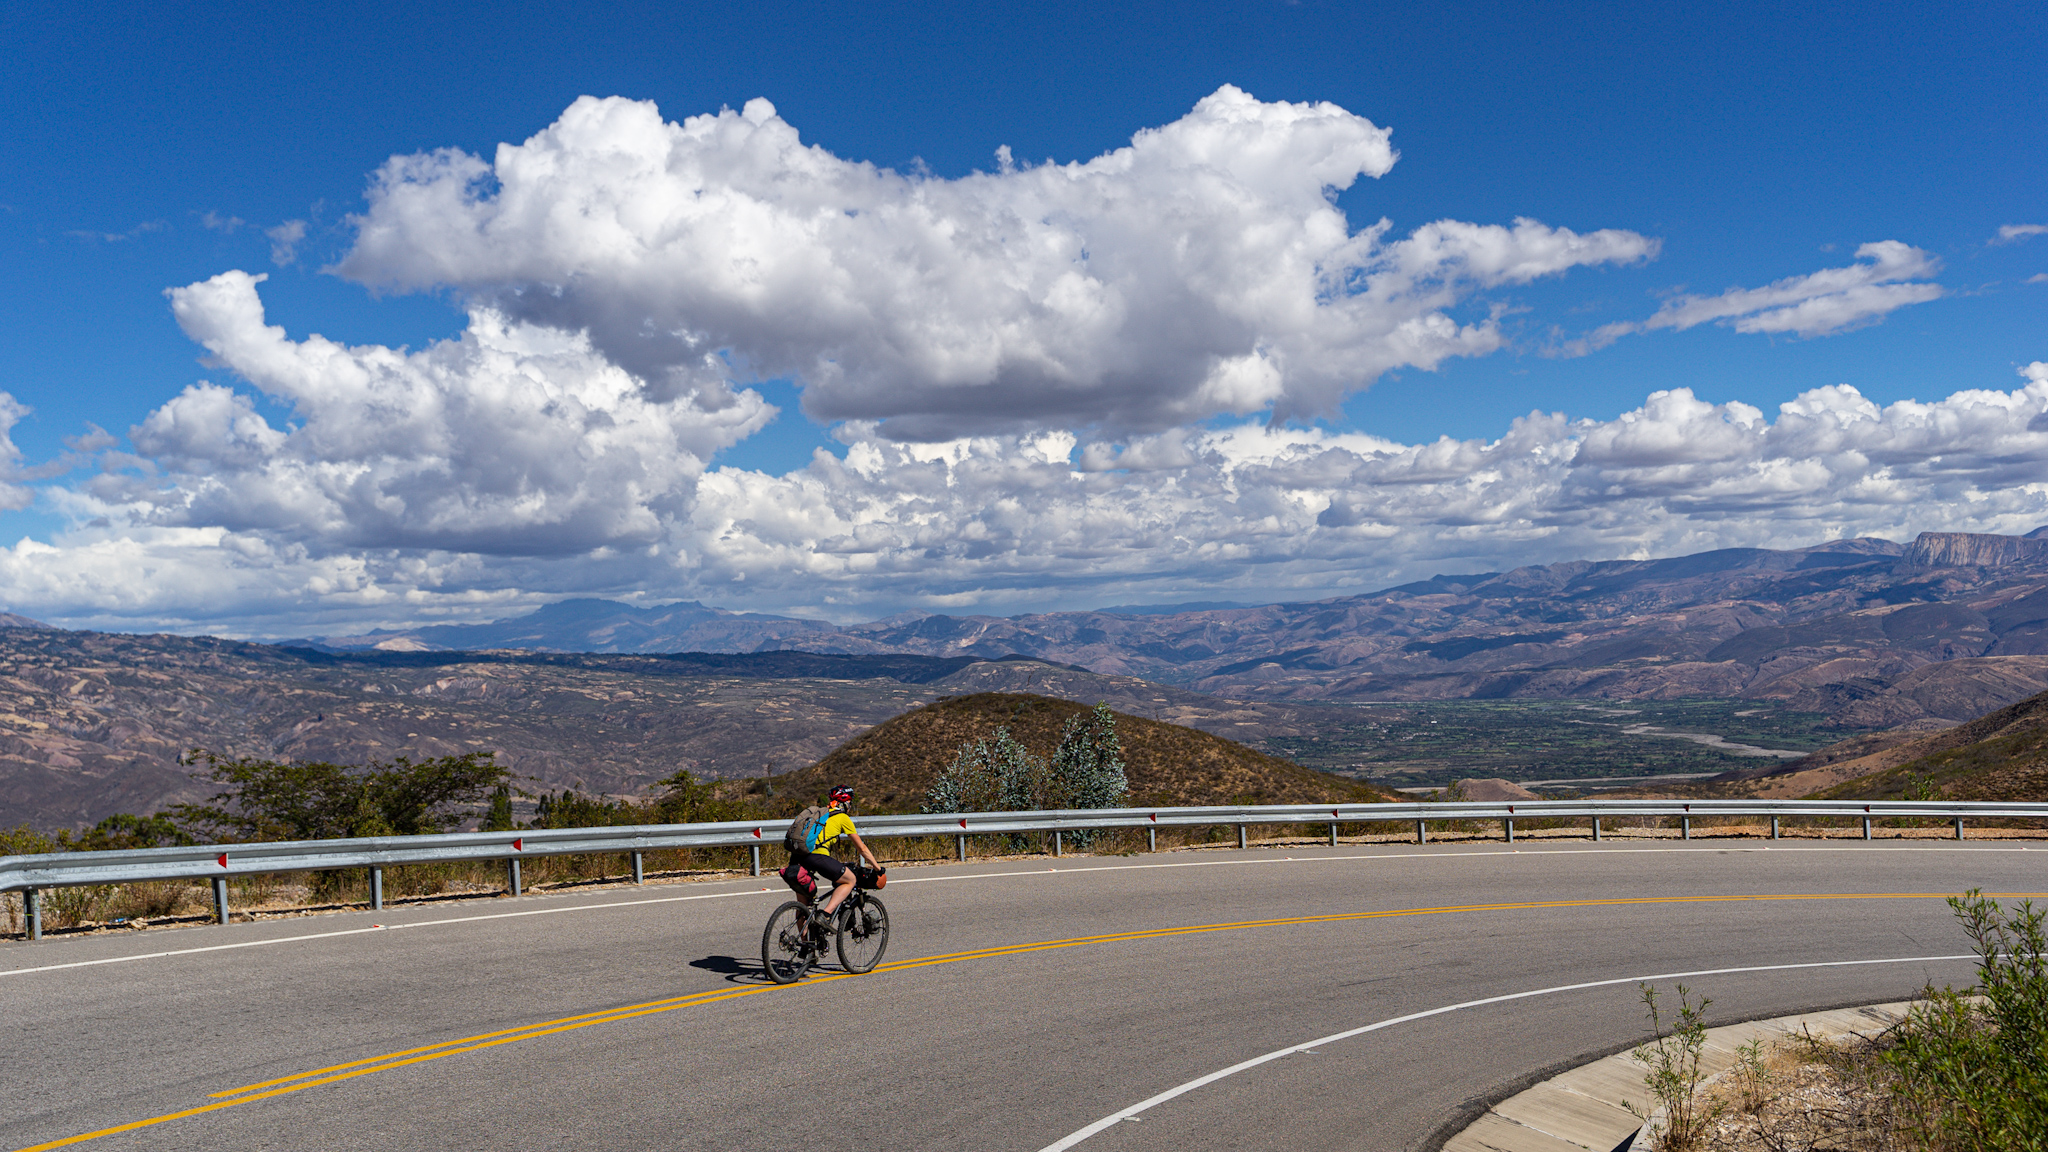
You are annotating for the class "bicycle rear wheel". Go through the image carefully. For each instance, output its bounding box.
[762,901,816,984]
[836,895,889,973]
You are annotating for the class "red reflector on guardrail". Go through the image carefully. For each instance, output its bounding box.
[512,838,523,851]
[217,853,228,868]
[751,827,762,838]
[958,819,967,829]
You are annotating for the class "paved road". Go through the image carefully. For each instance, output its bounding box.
[5,840,2044,1151]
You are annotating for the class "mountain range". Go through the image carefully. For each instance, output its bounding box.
[14,529,2048,830]
[309,531,2048,729]
[0,632,1338,830]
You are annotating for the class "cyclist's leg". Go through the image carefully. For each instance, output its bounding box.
[797,850,851,915]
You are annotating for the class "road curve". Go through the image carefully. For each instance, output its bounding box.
[5,841,2043,1152]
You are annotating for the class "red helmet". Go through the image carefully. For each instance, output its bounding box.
[829,785,854,805]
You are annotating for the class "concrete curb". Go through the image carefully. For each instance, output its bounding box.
[1440,1000,1916,1152]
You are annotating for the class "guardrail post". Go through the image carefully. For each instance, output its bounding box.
[1771,815,1780,840]
[1237,824,1247,850]
[212,876,230,924]
[1145,827,1155,853]
[750,845,761,877]
[1955,817,1965,841]
[1329,822,1338,848]
[1053,830,1063,857]
[632,852,644,884]
[957,834,968,860]
[1416,819,1426,845]
[25,888,40,941]
[1862,816,1872,841]
[1505,818,1515,844]
[370,867,384,911]
[507,858,522,897]
[1591,816,1601,842]
[1681,816,1691,841]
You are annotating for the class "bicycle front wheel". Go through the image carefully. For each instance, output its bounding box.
[837,895,890,973]
[762,901,816,984]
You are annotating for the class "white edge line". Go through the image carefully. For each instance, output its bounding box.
[4,841,2029,978]
[1034,953,1978,1152]
[0,887,780,978]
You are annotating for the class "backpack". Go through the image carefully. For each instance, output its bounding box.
[784,805,830,853]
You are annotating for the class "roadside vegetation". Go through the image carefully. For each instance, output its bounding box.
[3,702,1152,935]
[1635,892,2046,1151]
[0,749,758,935]
[921,702,1129,849]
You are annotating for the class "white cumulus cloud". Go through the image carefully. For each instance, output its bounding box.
[7,361,2048,631]
[336,86,1656,438]
[0,93,2035,635]
[104,270,772,556]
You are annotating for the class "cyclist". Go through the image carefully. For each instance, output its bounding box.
[790,785,881,929]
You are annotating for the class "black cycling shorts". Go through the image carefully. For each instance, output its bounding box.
[788,848,847,885]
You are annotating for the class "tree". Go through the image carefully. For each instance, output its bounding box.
[1050,703,1128,811]
[924,709,1128,820]
[648,770,743,825]
[923,728,1045,815]
[171,750,508,842]
[1048,704,1127,846]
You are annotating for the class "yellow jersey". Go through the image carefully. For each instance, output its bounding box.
[812,811,857,853]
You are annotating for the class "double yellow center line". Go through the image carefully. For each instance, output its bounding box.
[18,890,2035,1152]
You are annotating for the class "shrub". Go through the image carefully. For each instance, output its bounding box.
[171,750,508,841]
[56,813,194,851]
[1628,982,1719,1151]
[646,770,746,825]
[1884,891,2048,1151]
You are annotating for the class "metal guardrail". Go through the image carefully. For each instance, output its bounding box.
[5,798,2045,941]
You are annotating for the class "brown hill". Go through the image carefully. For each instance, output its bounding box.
[1732,688,2048,801]
[750,692,1390,813]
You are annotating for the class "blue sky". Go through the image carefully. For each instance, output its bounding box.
[1,0,2043,633]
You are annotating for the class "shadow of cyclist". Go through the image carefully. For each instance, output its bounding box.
[690,954,778,985]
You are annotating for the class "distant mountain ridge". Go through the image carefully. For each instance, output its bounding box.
[0,630,1339,830]
[304,598,871,655]
[298,530,2048,729]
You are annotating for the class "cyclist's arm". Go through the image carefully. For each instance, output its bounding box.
[845,830,879,870]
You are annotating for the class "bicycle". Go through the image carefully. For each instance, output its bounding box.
[761,863,890,983]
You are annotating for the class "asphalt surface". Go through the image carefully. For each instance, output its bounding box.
[5,839,2044,1151]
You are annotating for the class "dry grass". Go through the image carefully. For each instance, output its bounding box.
[1698,1029,1916,1151]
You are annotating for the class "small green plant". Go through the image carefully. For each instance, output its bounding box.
[1626,982,1721,1151]
[1730,1036,1772,1115]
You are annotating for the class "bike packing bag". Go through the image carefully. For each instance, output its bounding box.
[779,863,817,903]
[783,805,828,852]
[854,865,885,890]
